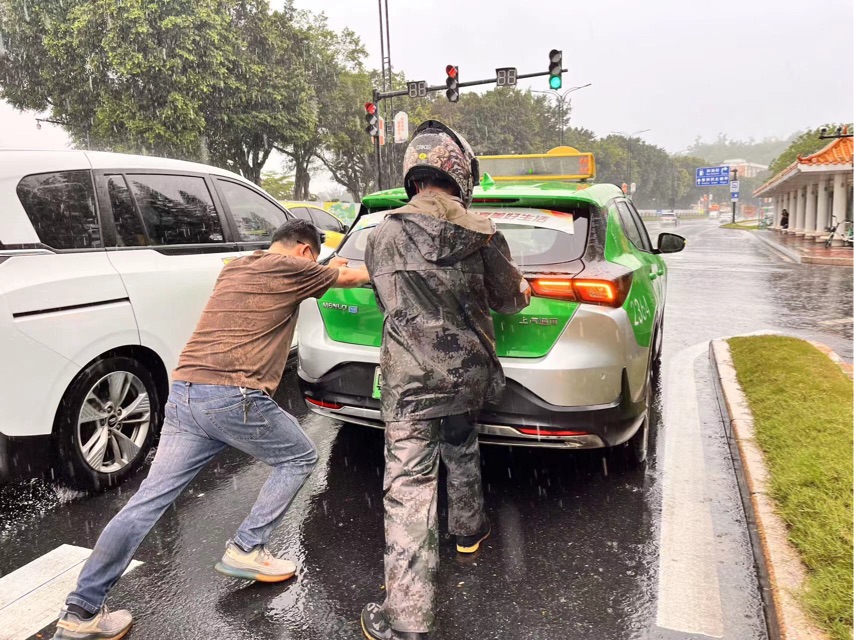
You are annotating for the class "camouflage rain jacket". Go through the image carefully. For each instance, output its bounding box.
[365,191,530,421]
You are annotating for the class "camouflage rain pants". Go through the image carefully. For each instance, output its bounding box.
[382,414,487,633]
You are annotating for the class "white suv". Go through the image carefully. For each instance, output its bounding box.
[0,150,295,489]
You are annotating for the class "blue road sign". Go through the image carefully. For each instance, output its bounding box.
[731,192,739,200]
[695,165,731,187]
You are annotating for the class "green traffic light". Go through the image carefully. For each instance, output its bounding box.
[549,75,562,89]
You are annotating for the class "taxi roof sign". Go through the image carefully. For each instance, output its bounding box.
[477,146,596,182]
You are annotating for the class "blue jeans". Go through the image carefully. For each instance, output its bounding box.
[66,381,317,614]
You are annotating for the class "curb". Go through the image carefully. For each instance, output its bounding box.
[752,232,854,266]
[710,338,832,640]
[751,232,802,263]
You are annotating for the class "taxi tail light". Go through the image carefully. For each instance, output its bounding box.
[528,274,632,307]
[518,427,588,437]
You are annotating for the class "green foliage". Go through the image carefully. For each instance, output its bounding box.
[278,11,367,199]
[729,336,853,640]
[0,0,314,182]
[687,133,792,166]
[259,170,294,199]
[767,124,853,175]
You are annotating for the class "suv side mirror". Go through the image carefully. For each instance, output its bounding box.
[656,232,686,254]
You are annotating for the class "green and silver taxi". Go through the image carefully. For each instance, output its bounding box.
[297,149,685,464]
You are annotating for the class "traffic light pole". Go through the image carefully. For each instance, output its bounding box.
[372,89,383,191]
[370,68,567,186]
[373,68,567,102]
[731,168,738,224]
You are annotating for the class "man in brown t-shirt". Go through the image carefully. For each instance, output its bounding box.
[57,220,370,639]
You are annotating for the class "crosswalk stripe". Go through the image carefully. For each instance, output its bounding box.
[0,544,142,640]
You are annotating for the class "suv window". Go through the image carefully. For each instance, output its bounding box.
[289,207,314,223]
[16,170,101,250]
[309,208,344,233]
[217,179,287,243]
[126,174,224,245]
[106,175,147,247]
[616,201,649,252]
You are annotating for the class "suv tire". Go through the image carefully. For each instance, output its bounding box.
[55,356,161,491]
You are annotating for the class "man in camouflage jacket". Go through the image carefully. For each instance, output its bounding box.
[361,121,530,640]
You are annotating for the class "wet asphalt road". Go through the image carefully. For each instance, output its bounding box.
[2,220,851,640]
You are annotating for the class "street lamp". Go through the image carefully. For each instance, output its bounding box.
[611,128,651,190]
[532,83,592,147]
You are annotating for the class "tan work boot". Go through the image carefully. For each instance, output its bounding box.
[214,541,297,582]
[52,606,132,639]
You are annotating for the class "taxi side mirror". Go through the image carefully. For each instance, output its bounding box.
[656,233,686,254]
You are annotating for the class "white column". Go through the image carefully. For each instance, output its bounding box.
[815,177,831,241]
[832,172,849,225]
[787,189,798,232]
[794,186,806,235]
[804,182,818,234]
[776,195,783,228]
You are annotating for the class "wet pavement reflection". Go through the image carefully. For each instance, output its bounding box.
[1,220,850,639]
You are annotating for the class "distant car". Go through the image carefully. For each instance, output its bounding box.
[660,212,680,227]
[280,201,349,250]
[0,149,295,489]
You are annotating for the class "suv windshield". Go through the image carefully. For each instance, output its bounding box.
[338,204,590,266]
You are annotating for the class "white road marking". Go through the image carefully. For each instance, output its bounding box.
[656,341,724,638]
[0,544,142,640]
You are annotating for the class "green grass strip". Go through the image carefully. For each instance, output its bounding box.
[720,221,760,230]
[728,336,853,639]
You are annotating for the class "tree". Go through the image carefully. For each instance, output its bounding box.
[205,2,315,184]
[259,170,294,199]
[687,133,792,166]
[0,0,314,182]
[767,124,853,175]
[274,11,367,199]
[0,0,231,158]
[317,70,378,201]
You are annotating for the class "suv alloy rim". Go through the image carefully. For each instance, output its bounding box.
[76,371,151,473]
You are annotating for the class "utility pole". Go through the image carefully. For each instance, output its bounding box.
[612,128,651,193]
[532,84,591,148]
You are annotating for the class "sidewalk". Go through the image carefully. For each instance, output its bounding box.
[753,230,854,266]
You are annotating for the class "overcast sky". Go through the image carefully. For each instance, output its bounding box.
[2,0,851,155]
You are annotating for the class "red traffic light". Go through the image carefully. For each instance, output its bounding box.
[446,65,458,79]
[364,102,377,115]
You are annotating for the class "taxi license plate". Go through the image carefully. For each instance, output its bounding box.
[372,367,382,400]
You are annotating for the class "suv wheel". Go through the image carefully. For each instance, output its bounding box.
[55,356,161,490]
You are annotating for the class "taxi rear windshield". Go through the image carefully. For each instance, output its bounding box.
[338,203,590,267]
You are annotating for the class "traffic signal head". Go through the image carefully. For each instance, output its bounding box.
[364,102,379,137]
[446,65,459,103]
[549,49,562,89]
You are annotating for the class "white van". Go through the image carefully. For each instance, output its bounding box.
[0,150,297,489]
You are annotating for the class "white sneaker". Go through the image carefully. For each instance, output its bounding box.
[53,606,132,639]
[214,541,297,582]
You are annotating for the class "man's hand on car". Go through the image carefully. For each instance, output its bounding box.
[328,257,349,269]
